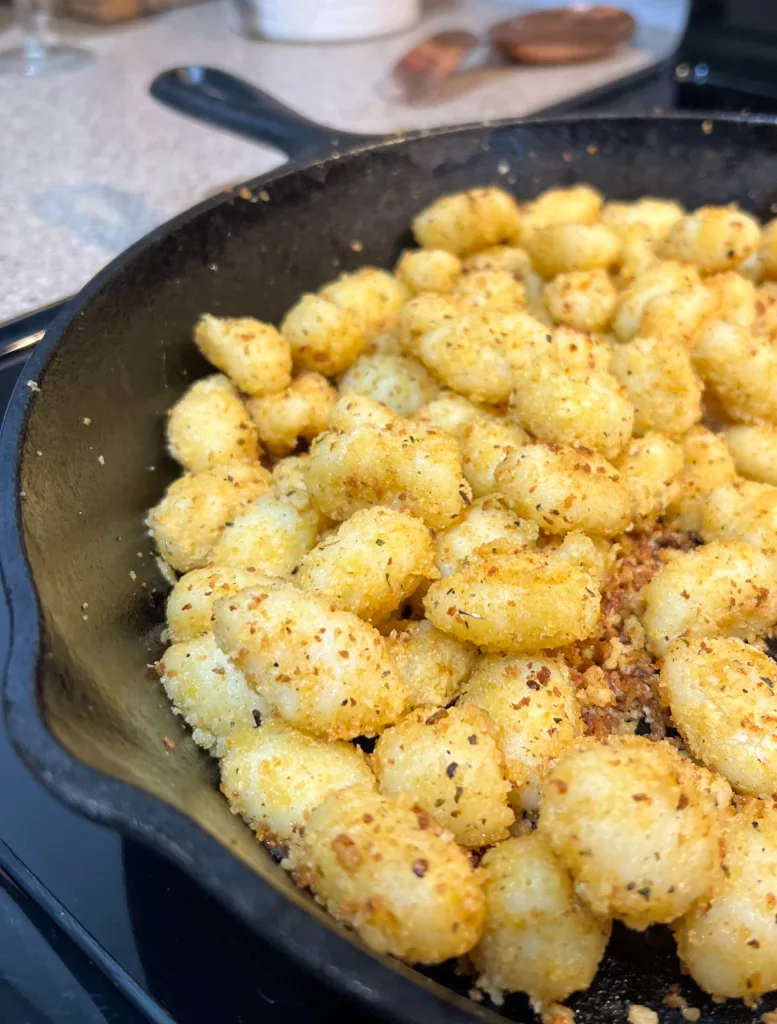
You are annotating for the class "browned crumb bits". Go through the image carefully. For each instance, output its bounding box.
[556,525,699,740]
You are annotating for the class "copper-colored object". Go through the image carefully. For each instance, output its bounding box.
[491,6,636,64]
[387,30,481,103]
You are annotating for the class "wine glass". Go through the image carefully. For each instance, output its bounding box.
[0,0,92,76]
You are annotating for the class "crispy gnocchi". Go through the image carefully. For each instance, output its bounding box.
[213,580,407,740]
[167,374,261,473]
[412,186,520,256]
[295,506,437,622]
[540,737,729,930]
[672,799,777,1001]
[724,422,777,486]
[461,653,584,811]
[286,785,485,962]
[693,319,777,423]
[661,637,777,798]
[372,704,514,848]
[495,443,631,537]
[510,358,633,460]
[424,545,600,651]
[159,633,264,755]
[642,540,777,657]
[247,371,337,456]
[385,618,477,708]
[148,461,271,572]
[608,335,702,437]
[194,315,292,397]
[338,352,438,416]
[151,181,777,1010]
[472,833,611,1006]
[306,406,470,531]
[220,721,375,844]
[434,495,538,577]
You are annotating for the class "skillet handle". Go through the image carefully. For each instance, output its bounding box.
[150,66,380,162]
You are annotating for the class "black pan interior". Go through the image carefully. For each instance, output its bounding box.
[4,115,777,1024]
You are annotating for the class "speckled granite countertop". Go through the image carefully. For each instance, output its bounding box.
[0,0,685,322]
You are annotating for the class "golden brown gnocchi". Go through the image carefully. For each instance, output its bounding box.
[394,248,461,294]
[667,425,737,533]
[461,653,584,811]
[526,223,621,279]
[167,564,262,642]
[701,478,777,554]
[693,319,777,424]
[209,483,321,576]
[460,415,529,498]
[167,374,260,473]
[510,358,633,460]
[704,270,756,326]
[723,422,777,486]
[452,268,526,312]
[148,462,271,573]
[662,637,777,798]
[618,432,684,522]
[247,371,337,456]
[286,785,485,962]
[386,618,477,708]
[642,540,777,657]
[416,310,548,405]
[220,721,375,844]
[609,335,702,437]
[424,544,600,651]
[600,197,684,240]
[159,633,264,755]
[151,182,777,1007]
[495,443,631,537]
[462,244,532,279]
[410,390,482,439]
[306,409,470,531]
[320,267,408,340]
[544,268,617,332]
[280,293,365,376]
[213,580,407,740]
[372,704,514,848]
[672,800,777,1001]
[612,262,713,344]
[540,736,728,930]
[295,506,437,623]
[472,833,611,1006]
[338,352,438,416]
[519,184,603,244]
[434,495,538,578]
[660,205,760,273]
[412,186,520,256]
[194,314,292,397]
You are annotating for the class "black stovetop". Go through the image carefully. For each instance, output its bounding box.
[3,36,777,1023]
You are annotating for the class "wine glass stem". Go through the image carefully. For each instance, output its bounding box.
[15,0,49,58]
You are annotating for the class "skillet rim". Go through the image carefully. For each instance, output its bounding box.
[0,111,770,1024]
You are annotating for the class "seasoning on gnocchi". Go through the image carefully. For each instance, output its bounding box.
[213,579,407,740]
[539,736,730,930]
[472,833,612,1006]
[285,785,485,962]
[220,721,376,845]
[672,799,777,1001]
[372,703,514,848]
[149,181,777,1012]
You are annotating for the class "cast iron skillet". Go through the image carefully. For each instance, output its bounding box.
[3,66,777,1024]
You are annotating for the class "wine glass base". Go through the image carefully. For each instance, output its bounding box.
[0,44,92,76]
